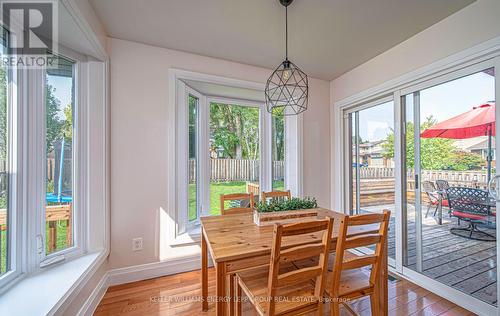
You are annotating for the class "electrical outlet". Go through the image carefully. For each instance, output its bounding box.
[132,237,143,251]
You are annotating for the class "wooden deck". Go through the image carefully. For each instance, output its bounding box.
[362,204,497,306]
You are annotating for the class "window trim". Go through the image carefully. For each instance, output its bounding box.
[168,69,303,241]
[35,54,88,266]
[0,38,23,289]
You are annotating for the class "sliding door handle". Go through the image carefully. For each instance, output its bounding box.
[488,175,500,201]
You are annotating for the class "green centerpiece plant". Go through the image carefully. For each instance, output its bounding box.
[255,197,318,213]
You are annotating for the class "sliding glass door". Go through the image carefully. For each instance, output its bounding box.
[344,57,500,312]
[403,66,498,307]
[347,98,396,264]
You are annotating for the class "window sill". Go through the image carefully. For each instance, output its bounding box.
[170,226,202,247]
[0,250,107,316]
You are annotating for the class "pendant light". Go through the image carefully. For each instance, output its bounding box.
[265,0,308,116]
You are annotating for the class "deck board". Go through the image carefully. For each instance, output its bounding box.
[362,205,497,307]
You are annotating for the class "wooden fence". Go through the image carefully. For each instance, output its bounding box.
[354,167,492,207]
[189,159,284,182]
[359,167,489,186]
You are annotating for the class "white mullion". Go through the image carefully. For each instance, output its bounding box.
[393,90,403,273]
[25,67,46,270]
[74,60,86,256]
[260,107,271,194]
[176,81,188,234]
[199,94,210,218]
[494,55,500,313]
[413,92,423,273]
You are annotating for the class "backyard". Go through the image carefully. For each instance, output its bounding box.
[188,180,284,219]
[0,207,71,273]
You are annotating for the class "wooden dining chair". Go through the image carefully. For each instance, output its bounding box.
[325,210,390,316]
[220,193,255,215]
[235,218,334,316]
[261,190,292,202]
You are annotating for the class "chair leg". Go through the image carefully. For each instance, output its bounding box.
[370,292,380,316]
[433,205,439,217]
[425,204,431,218]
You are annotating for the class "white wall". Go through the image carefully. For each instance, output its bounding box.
[108,37,331,269]
[330,0,500,210]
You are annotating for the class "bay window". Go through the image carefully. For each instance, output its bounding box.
[0,46,104,292]
[173,72,302,237]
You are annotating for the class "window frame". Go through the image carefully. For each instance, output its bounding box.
[171,69,303,239]
[0,34,23,288]
[21,46,90,270]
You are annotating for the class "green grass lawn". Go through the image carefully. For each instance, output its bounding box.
[189,180,285,220]
[1,221,70,274]
[2,182,286,273]
[0,229,5,273]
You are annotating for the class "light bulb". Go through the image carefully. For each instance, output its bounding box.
[282,69,291,81]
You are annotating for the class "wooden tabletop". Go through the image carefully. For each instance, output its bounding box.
[201,208,379,263]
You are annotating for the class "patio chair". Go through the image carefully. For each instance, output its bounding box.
[435,180,451,214]
[447,186,495,241]
[422,181,442,218]
[435,180,450,191]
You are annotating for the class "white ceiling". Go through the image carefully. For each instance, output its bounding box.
[90,0,475,80]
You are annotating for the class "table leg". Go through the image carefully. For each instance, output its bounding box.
[216,262,227,316]
[201,228,209,312]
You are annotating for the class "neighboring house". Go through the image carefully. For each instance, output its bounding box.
[454,136,496,163]
[356,140,394,168]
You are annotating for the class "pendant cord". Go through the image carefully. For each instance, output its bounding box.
[285,5,288,60]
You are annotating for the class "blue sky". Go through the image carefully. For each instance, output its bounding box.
[47,74,73,112]
[358,70,496,141]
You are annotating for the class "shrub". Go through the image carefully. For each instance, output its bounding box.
[255,197,317,213]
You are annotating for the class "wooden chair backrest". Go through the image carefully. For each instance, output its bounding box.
[261,190,291,202]
[220,193,254,215]
[267,218,334,315]
[330,210,390,297]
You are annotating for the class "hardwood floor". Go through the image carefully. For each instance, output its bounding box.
[94,268,476,316]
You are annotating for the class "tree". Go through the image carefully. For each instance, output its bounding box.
[45,80,64,152]
[210,103,259,160]
[383,115,485,171]
[272,111,285,161]
[62,104,73,140]
[448,150,484,171]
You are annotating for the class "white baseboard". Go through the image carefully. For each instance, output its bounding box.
[107,255,201,286]
[78,254,202,315]
[77,273,109,316]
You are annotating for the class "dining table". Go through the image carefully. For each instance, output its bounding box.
[200,208,388,315]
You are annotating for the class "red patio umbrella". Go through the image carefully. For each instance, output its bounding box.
[420,103,496,182]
